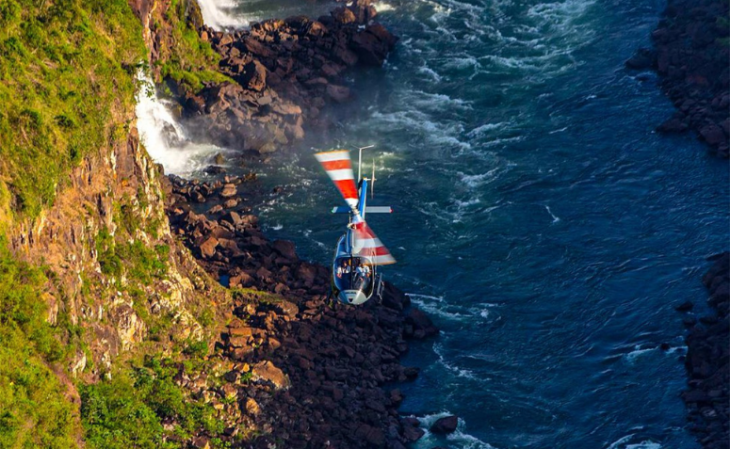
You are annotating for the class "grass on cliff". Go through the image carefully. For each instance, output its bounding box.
[0,235,77,447]
[0,0,146,221]
[81,354,229,449]
[156,0,232,92]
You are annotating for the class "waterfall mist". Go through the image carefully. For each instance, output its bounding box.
[135,73,225,176]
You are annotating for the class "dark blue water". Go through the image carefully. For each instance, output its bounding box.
[189,0,730,447]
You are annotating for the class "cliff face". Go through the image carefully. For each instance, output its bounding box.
[0,1,226,445]
[8,124,216,375]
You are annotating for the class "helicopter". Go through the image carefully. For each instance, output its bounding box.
[315,146,395,305]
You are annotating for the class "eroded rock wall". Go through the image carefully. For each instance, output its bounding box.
[8,123,219,377]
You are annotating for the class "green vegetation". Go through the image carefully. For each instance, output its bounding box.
[0,0,233,447]
[0,235,77,447]
[157,0,232,92]
[0,0,147,220]
[81,354,226,449]
[96,227,170,285]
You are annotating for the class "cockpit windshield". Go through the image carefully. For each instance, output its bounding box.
[334,256,373,294]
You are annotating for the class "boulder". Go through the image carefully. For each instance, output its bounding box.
[406,308,439,338]
[332,7,357,24]
[326,84,351,103]
[245,397,261,415]
[220,183,238,198]
[198,236,219,259]
[240,60,268,92]
[429,415,458,434]
[273,239,298,261]
[252,360,290,389]
[699,123,726,147]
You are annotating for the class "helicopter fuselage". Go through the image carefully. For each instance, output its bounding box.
[315,150,394,306]
[331,230,381,305]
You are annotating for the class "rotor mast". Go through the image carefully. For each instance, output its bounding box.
[357,145,374,182]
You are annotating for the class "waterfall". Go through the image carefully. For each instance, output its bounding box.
[135,72,223,176]
[197,0,247,30]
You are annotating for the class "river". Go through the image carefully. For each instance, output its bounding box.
[139,0,730,447]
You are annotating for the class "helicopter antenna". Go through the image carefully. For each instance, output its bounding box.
[371,158,376,199]
[357,145,374,181]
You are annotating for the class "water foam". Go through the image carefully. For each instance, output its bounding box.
[458,167,501,188]
[135,72,226,175]
[197,0,247,29]
[545,205,561,223]
[373,1,395,13]
[606,434,662,449]
[412,412,497,449]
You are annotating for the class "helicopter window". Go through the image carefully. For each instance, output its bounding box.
[334,257,373,295]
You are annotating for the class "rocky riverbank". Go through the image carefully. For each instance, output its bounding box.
[677,253,729,449]
[167,0,397,154]
[161,174,439,448]
[627,0,729,156]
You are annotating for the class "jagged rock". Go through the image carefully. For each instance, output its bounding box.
[191,436,210,449]
[650,0,729,157]
[245,397,261,415]
[251,361,290,389]
[272,239,297,261]
[406,308,439,338]
[219,184,238,198]
[198,236,219,259]
[429,415,458,434]
[241,60,267,92]
[164,174,437,448]
[326,84,351,103]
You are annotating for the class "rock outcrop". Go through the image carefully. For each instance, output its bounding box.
[8,124,219,377]
[429,415,459,434]
[174,0,397,153]
[630,0,730,157]
[165,175,439,448]
[678,253,729,448]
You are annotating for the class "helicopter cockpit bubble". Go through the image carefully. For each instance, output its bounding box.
[333,256,374,305]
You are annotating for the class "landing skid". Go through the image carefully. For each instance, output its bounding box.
[374,273,384,301]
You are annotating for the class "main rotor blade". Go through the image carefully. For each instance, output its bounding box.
[353,221,396,266]
[315,150,359,210]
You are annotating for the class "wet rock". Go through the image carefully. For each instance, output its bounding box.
[406,308,439,338]
[401,417,424,442]
[680,252,729,447]
[170,3,396,154]
[204,165,226,175]
[219,184,238,198]
[326,84,351,103]
[649,0,730,157]
[164,173,439,448]
[429,415,459,434]
[676,301,694,312]
[625,47,656,69]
